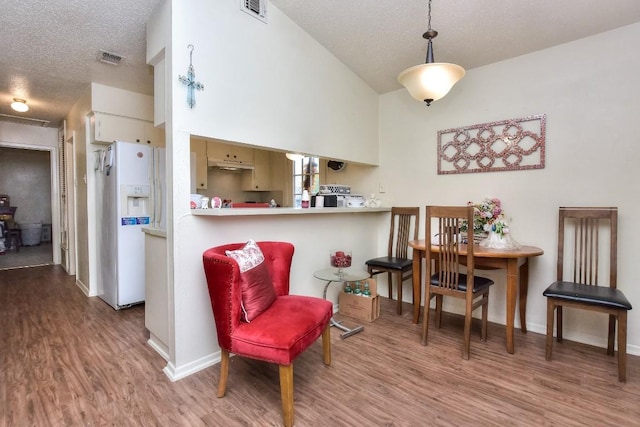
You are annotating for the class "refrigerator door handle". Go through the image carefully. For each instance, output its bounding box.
[155,162,163,226]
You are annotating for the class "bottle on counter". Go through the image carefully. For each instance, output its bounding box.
[301,190,310,208]
[344,282,352,294]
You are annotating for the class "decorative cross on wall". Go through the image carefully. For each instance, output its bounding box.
[178,44,204,109]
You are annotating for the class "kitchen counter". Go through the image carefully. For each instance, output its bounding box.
[191,207,390,217]
[142,227,166,237]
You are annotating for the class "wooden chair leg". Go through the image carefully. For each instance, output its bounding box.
[279,364,294,427]
[463,298,472,360]
[545,299,554,361]
[556,306,563,342]
[217,349,230,398]
[481,293,488,342]
[607,314,616,356]
[421,286,431,346]
[387,272,393,301]
[321,324,331,365]
[618,311,627,382]
[395,271,403,315]
[435,295,443,328]
[410,273,415,306]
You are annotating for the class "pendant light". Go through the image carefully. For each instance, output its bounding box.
[397,0,465,106]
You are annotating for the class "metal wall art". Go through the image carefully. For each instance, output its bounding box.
[178,44,204,109]
[437,114,546,175]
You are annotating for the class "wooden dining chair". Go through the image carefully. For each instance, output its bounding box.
[543,207,632,382]
[422,206,494,360]
[365,207,419,315]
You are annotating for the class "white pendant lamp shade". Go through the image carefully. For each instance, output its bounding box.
[398,62,465,104]
[398,0,464,106]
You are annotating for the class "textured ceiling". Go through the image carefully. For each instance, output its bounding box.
[2,0,640,128]
[271,0,640,94]
[0,0,162,128]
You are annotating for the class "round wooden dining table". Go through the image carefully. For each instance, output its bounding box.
[409,239,543,354]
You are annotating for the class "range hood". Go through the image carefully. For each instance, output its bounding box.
[208,159,254,171]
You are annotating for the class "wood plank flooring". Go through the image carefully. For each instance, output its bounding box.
[2,265,640,426]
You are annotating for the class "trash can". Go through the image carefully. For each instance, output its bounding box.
[20,223,42,246]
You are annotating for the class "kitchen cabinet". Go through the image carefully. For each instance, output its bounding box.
[191,138,208,190]
[90,112,162,146]
[207,140,254,165]
[145,122,165,147]
[242,149,271,191]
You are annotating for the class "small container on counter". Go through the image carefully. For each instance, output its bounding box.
[301,190,310,208]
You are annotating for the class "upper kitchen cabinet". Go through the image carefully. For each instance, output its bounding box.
[89,112,163,146]
[191,138,208,190]
[242,149,271,191]
[207,140,253,166]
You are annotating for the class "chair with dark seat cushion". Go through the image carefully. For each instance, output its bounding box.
[422,205,494,360]
[365,207,419,315]
[202,240,332,427]
[543,207,632,382]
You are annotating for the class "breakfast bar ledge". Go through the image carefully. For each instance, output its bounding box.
[191,207,391,217]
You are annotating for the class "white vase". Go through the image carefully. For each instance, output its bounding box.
[479,231,521,250]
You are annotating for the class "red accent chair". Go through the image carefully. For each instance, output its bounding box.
[203,241,332,427]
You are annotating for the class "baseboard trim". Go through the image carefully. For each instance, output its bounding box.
[163,351,221,382]
[526,321,640,356]
[75,279,90,296]
[147,335,170,361]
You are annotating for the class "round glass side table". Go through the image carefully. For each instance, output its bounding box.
[313,267,370,339]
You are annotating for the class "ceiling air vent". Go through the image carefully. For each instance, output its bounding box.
[241,0,267,23]
[97,50,123,66]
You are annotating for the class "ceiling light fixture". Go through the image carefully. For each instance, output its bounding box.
[285,153,304,161]
[10,98,29,113]
[397,0,465,106]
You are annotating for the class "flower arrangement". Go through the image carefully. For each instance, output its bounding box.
[462,198,510,237]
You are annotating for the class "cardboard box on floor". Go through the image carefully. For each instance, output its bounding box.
[338,278,380,322]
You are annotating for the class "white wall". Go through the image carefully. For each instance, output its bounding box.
[0,122,57,148]
[146,0,384,378]
[66,86,91,289]
[171,0,379,165]
[379,23,640,353]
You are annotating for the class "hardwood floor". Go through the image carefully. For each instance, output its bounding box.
[2,265,640,426]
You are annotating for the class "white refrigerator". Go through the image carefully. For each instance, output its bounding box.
[95,140,165,310]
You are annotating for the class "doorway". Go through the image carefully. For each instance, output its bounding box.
[0,146,56,270]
